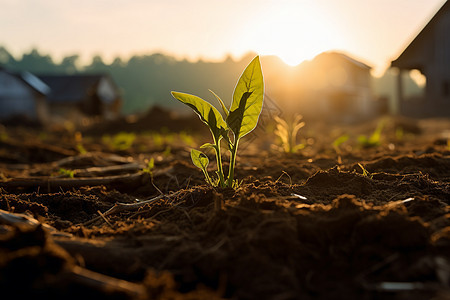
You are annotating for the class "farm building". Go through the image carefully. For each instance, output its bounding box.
[0,67,50,122]
[290,52,374,122]
[391,1,450,117]
[38,74,122,124]
[0,69,122,125]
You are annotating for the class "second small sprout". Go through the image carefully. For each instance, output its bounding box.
[274,114,305,153]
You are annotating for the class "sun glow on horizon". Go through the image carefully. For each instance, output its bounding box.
[0,0,446,76]
[236,1,345,67]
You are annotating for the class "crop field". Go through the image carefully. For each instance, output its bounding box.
[0,107,449,299]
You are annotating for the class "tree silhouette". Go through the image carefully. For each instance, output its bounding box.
[15,48,57,73]
[59,55,79,74]
[0,47,16,66]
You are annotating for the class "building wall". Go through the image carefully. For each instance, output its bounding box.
[396,7,450,117]
[434,12,450,102]
[0,71,38,120]
[319,62,373,121]
[98,77,118,103]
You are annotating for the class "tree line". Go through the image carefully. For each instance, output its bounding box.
[0,46,256,114]
[0,46,422,116]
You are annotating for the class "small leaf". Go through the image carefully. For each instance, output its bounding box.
[275,124,289,145]
[274,115,289,129]
[200,143,215,149]
[293,144,305,152]
[292,121,305,137]
[227,56,264,139]
[171,91,227,140]
[333,134,349,149]
[209,89,229,117]
[191,149,209,170]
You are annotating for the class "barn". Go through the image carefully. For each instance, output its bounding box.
[38,74,122,124]
[0,67,50,122]
[0,68,122,125]
[309,52,373,121]
[285,52,374,122]
[391,1,450,117]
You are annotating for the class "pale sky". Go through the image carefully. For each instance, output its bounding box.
[0,0,446,75]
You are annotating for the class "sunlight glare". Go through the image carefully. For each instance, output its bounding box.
[236,1,341,66]
[409,69,426,87]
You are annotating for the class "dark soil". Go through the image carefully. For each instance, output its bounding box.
[0,113,449,299]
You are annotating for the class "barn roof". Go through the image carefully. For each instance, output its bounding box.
[21,71,51,95]
[313,52,371,70]
[391,1,449,70]
[0,67,50,95]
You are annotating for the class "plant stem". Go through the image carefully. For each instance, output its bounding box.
[202,169,213,186]
[214,137,225,187]
[226,139,239,187]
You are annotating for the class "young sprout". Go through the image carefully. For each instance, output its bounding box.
[358,163,373,179]
[103,132,136,151]
[74,131,87,154]
[358,120,385,148]
[58,168,75,178]
[332,134,349,153]
[171,56,264,188]
[142,157,164,195]
[142,158,155,177]
[274,114,305,153]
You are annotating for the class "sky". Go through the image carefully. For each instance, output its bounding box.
[0,0,447,76]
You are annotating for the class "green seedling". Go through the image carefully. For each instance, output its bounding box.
[274,114,305,153]
[142,157,164,195]
[102,132,136,151]
[332,134,349,153]
[358,163,373,179]
[58,168,75,178]
[142,158,155,176]
[171,56,264,188]
[358,120,385,148]
[75,131,87,154]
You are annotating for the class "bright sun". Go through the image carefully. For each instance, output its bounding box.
[236,2,341,66]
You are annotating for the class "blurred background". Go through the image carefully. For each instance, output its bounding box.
[0,0,448,126]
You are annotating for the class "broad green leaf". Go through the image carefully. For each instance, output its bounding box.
[191,149,209,170]
[227,56,264,139]
[171,91,227,140]
[209,89,229,117]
